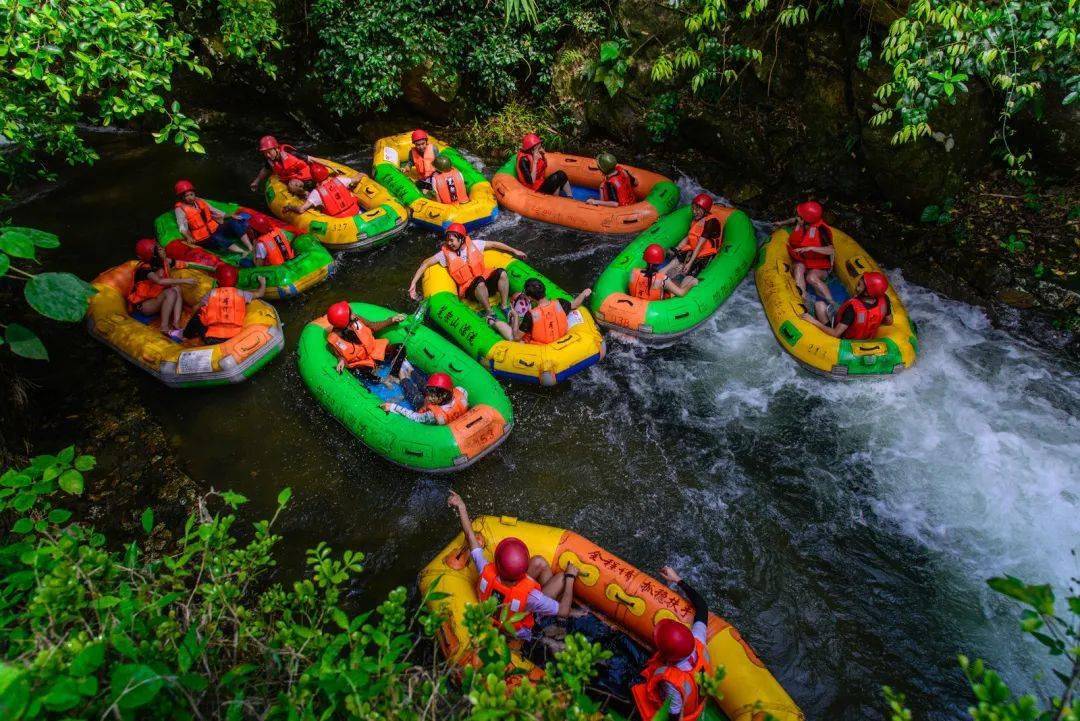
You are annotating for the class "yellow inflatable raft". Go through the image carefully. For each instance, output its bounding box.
[264,157,409,251]
[756,227,919,377]
[86,262,284,387]
[419,515,803,721]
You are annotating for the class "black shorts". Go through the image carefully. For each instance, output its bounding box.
[182,315,228,345]
[464,267,506,299]
[349,343,405,381]
[537,170,569,195]
[415,178,433,191]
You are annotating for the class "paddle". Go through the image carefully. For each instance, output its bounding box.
[387,299,428,374]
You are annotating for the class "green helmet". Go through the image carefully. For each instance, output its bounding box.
[433,155,452,172]
[596,152,618,174]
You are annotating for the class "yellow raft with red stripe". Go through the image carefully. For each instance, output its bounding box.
[419,515,804,721]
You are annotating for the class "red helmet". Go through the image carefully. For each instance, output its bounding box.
[493,537,530,581]
[426,372,453,391]
[258,135,279,152]
[862,271,889,297]
[411,129,429,142]
[134,238,157,261]
[691,193,714,212]
[521,133,542,152]
[796,201,824,224]
[643,243,665,265]
[445,222,467,240]
[654,619,695,662]
[215,264,238,288]
[174,179,195,196]
[326,301,351,329]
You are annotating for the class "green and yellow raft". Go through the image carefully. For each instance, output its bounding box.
[297,303,513,472]
[154,201,334,300]
[421,251,605,385]
[372,132,499,232]
[591,205,757,340]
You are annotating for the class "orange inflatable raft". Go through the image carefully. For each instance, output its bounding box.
[491,153,680,234]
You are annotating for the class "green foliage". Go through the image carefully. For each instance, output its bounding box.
[999,234,1027,253]
[459,99,568,157]
[920,198,955,225]
[0,227,94,361]
[645,92,683,142]
[587,39,632,97]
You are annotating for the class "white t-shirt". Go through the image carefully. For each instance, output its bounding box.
[305,175,359,209]
[434,238,485,267]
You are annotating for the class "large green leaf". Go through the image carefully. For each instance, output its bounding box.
[109,664,163,709]
[0,664,29,721]
[5,324,48,360]
[0,253,9,277]
[0,231,34,259]
[24,272,97,322]
[3,227,59,248]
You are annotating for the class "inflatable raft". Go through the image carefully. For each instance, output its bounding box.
[297,303,513,472]
[491,153,679,234]
[372,132,498,232]
[591,205,757,340]
[86,262,283,387]
[419,515,804,721]
[154,201,334,300]
[264,157,409,251]
[756,226,919,377]
[421,251,604,385]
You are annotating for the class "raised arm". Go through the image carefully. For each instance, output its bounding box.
[447,492,480,550]
[408,257,439,299]
[250,167,271,193]
[362,313,406,333]
[570,288,592,310]
[247,276,268,300]
[660,566,708,624]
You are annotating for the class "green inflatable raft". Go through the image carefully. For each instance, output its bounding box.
[297,303,513,473]
[155,201,335,299]
[590,205,757,340]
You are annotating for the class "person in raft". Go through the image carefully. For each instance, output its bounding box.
[585,152,639,207]
[489,278,590,344]
[173,180,255,257]
[382,372,469,425]
[128,239,198,339]
[249,135,325,191]
[631,565,714,721]
[429,155,469,205]
[446,491,579,640]
[324,301,414,384]
[407,129,441,191]
[282,173,362,218]
[182,265,266,345]
[800,270,893,340]
[779,200,835,306]
[407,224,527,314]
[629,244,699,300]
[517,133,572,197]
[252,227,296,268]
[667,194,723,277]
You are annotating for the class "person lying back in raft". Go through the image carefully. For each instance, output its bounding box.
[800,271,893,340]
[665,194,723,278]
[629,244,699,300]
[778,200,835,306]
[182,265,266,345]
[631,565,714,721]
[252,228,296,268]
[282,174,362,218]
[407,224,527,314]
[129,239,199,339]
[447,491,579,640]
[382,372,468,425]
[407,129,440,191]
[325,301,414,385]
[517,133,573,197]
[173,180,255,257]
[585,152,638,208]
[489,278,591,344]
[249,135,324,191]
[429,155,469,205]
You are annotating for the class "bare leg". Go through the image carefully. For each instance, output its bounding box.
[496,272,509,309]
[473,281,491,310]
[814,300,831,325]
[560,181,573,197]
[169,288,184,329]
[793,262,808,298]
[488,317,514,340]
[807,269,835,305]
[159,288,179,332]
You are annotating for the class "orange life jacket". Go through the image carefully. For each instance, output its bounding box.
[176,198,219,243]
[600,167,638,206]
[431,169,470,204]
[632,639,712,721]
[198,287,246,340]
[442,238,487,296]
[787,223,833,271]
[127,260,176,308]
[516,151,547,191]
[677,218,721,259]
[526,301,569,344]
[477,563,541,635]
[271,147,315,183]
[411,145,437,180]
[629,268,668,301]
[327,320,389,369]
[316,177,359,218]
[837,296,887,340]
[256,228,295,266]
[423,387,468,425]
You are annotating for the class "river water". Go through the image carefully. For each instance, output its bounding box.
[12,131,1080,720]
